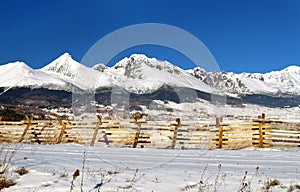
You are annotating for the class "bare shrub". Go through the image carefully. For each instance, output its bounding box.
[69,169,80,192]
[118,169,143,190]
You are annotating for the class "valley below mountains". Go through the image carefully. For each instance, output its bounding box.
[0,53,299,120]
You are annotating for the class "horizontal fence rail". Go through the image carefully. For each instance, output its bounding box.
[0,114,299,150]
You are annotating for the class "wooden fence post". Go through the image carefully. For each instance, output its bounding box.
[258,113,265,148]
[262,113,265,119]
[171,118,181,149]
[101,116,110,146]
[258,121,264,148]
[57,123,66,144]
[132,114,141,148]
[90,115,102,146]
[253,114,265,148]
[57,115,62,126]
[56,116,66,144]
[216,117,223,149]
[18,115,32,143]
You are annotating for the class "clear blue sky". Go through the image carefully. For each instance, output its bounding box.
[0,0,300,73]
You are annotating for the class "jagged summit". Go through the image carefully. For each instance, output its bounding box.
[41,53,85,79]
[114,54,181,71]
[92,63,107,72]
[114,54,187,79]
[41,53,109,90]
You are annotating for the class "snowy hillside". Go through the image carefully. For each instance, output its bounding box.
[0,61,68,90]
[190,65,300,95]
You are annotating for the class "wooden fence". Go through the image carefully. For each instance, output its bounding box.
[0,114,299,150]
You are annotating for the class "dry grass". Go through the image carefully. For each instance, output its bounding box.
[287,183,300,192]
[182,163,224,192]
[0,145,19,190]
[262,178,280,191]
[118,168,143,191]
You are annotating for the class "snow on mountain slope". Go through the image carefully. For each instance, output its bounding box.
[190,65,300,95]
[111,54,216,94]
[0,61,67,89]
[252,65,300,94]
[190,68,250,94]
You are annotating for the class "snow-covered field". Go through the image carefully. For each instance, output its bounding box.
[144,99,300,121]
[3,144,300,191]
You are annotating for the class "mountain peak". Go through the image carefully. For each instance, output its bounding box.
[113,54,186,79]
[282,65,300,72]
[114,54,173,67]
[0,61,69,89]
[41,53,84,79]
[129,53,149,60]
[93,63,107,72]
[0,61,32,71]
[44,52,74,67]
[58,52,72,59]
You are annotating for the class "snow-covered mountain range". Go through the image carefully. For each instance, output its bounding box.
[0,53,299,97]
[189,65,300,95]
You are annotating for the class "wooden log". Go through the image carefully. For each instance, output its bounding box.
[56,123,66,144]
[216,117,223,149]
[132,114,141,148]
[18,115,33,143]
[100,118,110,146]
[171,118,180,149]
[90,115,101,146]
[57,115,63,126]
[258,120,264,148]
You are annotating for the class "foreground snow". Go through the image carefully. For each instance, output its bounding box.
[3,144,300,191]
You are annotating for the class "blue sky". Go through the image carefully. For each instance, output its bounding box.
[0,0,300,73]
